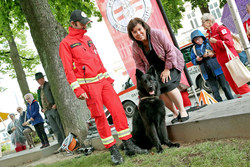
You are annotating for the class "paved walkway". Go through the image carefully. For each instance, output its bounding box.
[0,140,59,167]
[165,96,250,141]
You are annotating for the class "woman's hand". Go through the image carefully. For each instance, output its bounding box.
[30,117,34,121]
[161,69,171,83]
[11,127,16,131]
[210,37,217,43]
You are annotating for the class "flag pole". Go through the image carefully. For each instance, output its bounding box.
[155,0,200,106]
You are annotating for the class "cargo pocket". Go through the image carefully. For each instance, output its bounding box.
[86,99,101,118]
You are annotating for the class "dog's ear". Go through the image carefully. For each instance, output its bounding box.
[147,66,157,78]
[136,69,144,79]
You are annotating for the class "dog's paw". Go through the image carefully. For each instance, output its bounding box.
[165,142,180,148]
[173,143,180,148]
[157,148,164,154]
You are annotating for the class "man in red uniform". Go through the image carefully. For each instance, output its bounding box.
[59,10,147,165]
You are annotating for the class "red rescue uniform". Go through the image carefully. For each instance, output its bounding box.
[243,18,250,41]
[207,23,250,95]
[59,27,132,148]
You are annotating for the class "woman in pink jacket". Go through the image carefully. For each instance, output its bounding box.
[201,13,250,97]
[127,18,189,124]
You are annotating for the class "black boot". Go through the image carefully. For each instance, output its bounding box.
[122,139,148,156]
[108,145,124,165]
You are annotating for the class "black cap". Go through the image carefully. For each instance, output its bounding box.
[70,10,91,25]
[35,72,45,80]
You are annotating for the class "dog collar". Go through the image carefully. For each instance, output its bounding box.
[139,96,159,101]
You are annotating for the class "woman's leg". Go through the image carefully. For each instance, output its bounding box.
[159,94,178,118]
[166,88,188,117]
[34,124,45,145]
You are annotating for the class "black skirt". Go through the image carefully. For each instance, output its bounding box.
[139,39,181,93]
[156,68,181,93]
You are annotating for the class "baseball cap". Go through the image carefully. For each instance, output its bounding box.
[70,9,91,25]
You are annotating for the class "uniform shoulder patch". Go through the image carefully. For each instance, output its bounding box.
[87,40,93,47]
[221,29,227,35]
[70,42,82,48]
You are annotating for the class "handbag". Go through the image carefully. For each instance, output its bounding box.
[24,111,36,131]
[217,26,243,53]
[223,42,250,87]
[231,34,243,53]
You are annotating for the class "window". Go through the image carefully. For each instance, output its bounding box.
[209,2,221,19]
[187,11,199,29]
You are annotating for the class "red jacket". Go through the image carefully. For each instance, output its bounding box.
[243,18,250,40]
[207,22,239,65]
[59,27,114,97]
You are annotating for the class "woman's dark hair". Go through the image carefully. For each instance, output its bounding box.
[127,17,151,41]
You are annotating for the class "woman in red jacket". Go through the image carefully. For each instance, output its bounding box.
[243,2,250,41]
[201,13,250,97]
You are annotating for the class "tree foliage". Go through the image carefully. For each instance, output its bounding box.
[161,0,185,33]
[0,30,40,78]
[48,0,102,30]
[219,0,227,8]
[184,0,210,9]
[184,0,228,14]
[0,0,40,78]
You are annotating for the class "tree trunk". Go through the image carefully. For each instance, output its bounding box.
[199,5,210,14]
[5,24,30,97]
[19,0,90,142]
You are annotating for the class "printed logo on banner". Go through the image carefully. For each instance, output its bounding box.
[106,0,152,33]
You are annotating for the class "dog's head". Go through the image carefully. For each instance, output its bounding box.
[136,66,161,97]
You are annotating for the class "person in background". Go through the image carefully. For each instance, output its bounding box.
[7,113,26,152]
[201,13,250,97]
[17,107,36,149]
[59,10,147,165]
[190,29,234,102]
[23,93,50,149]
[35,72,65,146]
[243,2,250,41]
[180,90,192,109]
[127,17,189,124]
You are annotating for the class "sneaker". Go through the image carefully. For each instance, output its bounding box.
[40,144,45,149]
[43,143,50,148]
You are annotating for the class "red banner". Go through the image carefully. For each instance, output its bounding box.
[96,0,188,87]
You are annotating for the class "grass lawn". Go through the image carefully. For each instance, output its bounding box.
[34,138,250,167]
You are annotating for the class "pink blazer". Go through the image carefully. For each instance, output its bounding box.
[132,29,184,73]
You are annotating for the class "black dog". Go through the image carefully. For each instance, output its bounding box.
[131,66,180,153]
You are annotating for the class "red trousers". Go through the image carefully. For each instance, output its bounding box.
[221,65,250,95]
[181,91,191,107]
[15,142,26,152]
[83,79,132,148]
